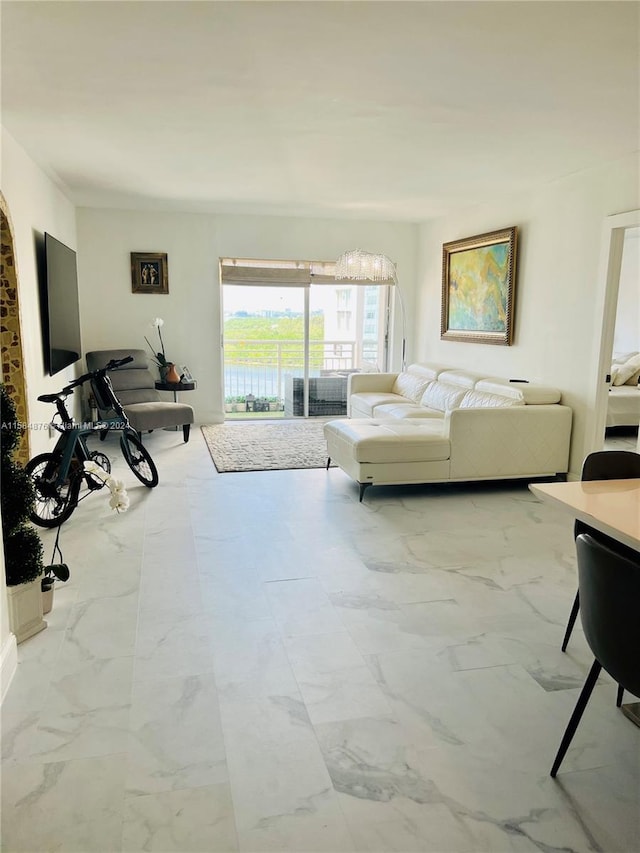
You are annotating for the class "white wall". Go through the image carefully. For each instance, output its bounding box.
[4,123,637,476]
[613,227,640,355]
[1,130,77,681]
[76,209,418,422]
[415,153,639,475]
[1,129,79,456]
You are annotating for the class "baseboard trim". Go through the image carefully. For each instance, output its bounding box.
[1,632,18,704]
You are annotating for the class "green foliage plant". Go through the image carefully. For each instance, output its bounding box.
[223,315,326,369]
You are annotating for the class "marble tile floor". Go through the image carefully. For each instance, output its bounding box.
[603,428,638,452]
[1,428,638,853]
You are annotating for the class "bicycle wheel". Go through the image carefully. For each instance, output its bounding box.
[24,453,81,527]
[120,431,159,487]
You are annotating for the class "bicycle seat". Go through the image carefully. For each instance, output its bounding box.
[37,393,62,403]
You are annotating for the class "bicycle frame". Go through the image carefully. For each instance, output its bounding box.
[28,355,158,527]
[90,371,132,431]
[50,428,91,485]
[42,359,135,488]
[47,396,104,488]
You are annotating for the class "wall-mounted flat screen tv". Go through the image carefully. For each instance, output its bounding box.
[42,233,82,376]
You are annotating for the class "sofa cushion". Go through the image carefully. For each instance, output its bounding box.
[391,371,432,402]
[475,379,561,404]
[324,419,450,464]
[350,392,407,417]
[436,369,484,390]
[404,363,448,381]
[373,402,443,419]
[459,389,524,409]
[419,382,467,412]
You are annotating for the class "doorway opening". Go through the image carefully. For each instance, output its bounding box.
[589,210,640,458]
[602,224,640,452]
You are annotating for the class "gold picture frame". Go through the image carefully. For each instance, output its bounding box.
[131,252,168,294]
[441,227,517,346]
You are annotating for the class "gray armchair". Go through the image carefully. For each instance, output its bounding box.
[86,349,194,442]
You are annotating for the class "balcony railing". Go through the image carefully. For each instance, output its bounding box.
[224,338,357,401]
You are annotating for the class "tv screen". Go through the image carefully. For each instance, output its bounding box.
[42,233,82,376]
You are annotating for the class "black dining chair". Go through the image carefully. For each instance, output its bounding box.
[561,450,640,653]
[551,532,640,777]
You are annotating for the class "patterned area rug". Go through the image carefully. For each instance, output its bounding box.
[201,420,338,472]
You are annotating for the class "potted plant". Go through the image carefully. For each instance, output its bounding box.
[1,385,46,642]
[40,542,70,615]
[144,317,180,382]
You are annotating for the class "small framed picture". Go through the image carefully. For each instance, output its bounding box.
[180,365,195,383]
[131,252,169,294]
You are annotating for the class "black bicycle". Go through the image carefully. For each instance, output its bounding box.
[26,356,159,527]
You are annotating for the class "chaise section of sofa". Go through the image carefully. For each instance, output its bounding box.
[326,363,573,499]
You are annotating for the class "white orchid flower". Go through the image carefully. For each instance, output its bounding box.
[109,492,130,513]
[145,318,167,368]
[84,461,129,513]
[106,476,126,492]
[83,460,105,476]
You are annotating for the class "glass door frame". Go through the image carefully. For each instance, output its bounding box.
[221,279,393,419]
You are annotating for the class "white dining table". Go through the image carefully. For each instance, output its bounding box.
[529,478,640,552]
[529,478,640,726]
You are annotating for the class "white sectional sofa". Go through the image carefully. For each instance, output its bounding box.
[324,362,572,500]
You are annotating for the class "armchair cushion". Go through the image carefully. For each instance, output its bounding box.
[124,402,194,432]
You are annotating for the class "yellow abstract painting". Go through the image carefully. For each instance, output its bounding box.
[441,227,517,345]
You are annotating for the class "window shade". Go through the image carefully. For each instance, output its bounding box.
[220,257,394,286]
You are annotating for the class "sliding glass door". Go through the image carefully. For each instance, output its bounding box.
[222,284,305,418]
[220,258,391,419]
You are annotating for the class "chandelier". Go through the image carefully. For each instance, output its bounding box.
[335,249,407,369]
[335,249,397,283]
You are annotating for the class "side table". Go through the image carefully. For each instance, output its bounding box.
[155,382,196,434]
[155,381,196,403]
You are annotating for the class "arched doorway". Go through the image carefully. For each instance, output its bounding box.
[0,192,30,464]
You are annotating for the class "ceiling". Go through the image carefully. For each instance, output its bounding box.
[2,1,639,222]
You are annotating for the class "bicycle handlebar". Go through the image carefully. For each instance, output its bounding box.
[40,356,135,400]
[105,355,134,371]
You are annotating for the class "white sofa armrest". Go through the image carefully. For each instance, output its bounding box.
[348,372,398,395]
[445,405,572,479]
[348,373,399,417]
